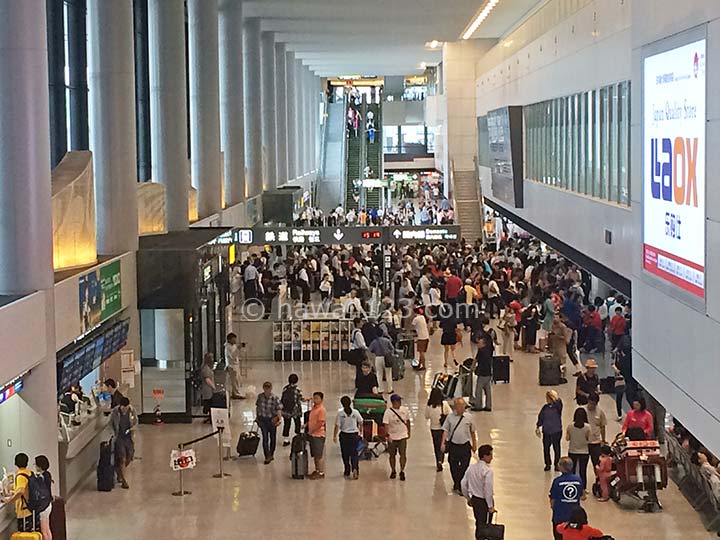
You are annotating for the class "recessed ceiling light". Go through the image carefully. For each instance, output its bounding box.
[430,40,440,49]
[420,62,427,70]
[462,0,501,40]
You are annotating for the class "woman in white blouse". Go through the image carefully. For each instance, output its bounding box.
[425,387,451,472]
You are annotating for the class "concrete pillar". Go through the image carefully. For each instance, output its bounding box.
[188,0,221,218]
[275,42,288,185]
[148,0,189,231]
[286,51,298,182]
[87,0,139,255]
[261,31,277,190]
[0,0,59,480]
[296,59,307,177]
[219,0,245,206]
[303,67,312,174]
[310,73,317,173]
[244,17,262,197]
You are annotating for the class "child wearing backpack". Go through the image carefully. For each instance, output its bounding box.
[0,452,51,535]
[35,455,54,540]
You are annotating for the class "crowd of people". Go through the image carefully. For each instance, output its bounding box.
[219,230,650,538]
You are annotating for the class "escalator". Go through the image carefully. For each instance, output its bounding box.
[365,102,382,210]
[316,99,347,213]
[345,102,362,211]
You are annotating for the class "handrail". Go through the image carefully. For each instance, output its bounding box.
[315,93,330,205]
[341,95,349,208]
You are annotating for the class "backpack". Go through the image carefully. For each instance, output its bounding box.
[19,472,52,513]
[281,385,297,416]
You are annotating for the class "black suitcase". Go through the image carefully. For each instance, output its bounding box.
[475,511,505,540]
[600,376,616,394]
[492,355,510,383]
[290,434,309,479]
[459,363,474,396]
[539,355,562,386]
[210,391,227,408]
[236,424,261,457]
[392,351,405,380]
[97,439,114,492]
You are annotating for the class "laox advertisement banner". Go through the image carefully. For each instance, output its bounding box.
[643,38,706,298]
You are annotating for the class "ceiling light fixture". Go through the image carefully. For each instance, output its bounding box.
[462,0,501,40]
[430,40,440,49]
[419,62,427,70]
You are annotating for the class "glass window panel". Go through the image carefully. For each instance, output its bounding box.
[609,84,618,203]
[383,125,399,154]
[620,81,630,205]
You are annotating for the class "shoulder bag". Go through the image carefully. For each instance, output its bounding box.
[445,414,465,450]
[439,401,448,427]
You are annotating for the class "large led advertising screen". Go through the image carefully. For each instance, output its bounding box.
[643,38,706,299]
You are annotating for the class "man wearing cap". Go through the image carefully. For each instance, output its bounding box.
[383,394,411,481]
[576,359,600,406]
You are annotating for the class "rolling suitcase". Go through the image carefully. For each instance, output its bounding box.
[236,422,261,457]
[97,438,114,492]
[392,350,405,381]
[210,391,227,409]
[442,374,459,398]
[492,355,510,384]
[459,363,474,397]
[539,355,562,386]
[50,496,67,540]
[290,434,309,479]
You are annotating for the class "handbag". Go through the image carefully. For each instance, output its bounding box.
[477,512,505,540]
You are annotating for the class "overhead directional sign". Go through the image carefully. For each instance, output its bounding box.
[232,226,462,246]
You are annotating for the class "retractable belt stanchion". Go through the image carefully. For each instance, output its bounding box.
[213,427,231,478]
[172,443,191,497]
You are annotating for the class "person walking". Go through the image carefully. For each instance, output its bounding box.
[369,332,395,394]
[111,396,138,489]
[549,457,583,540]
[566,407,591,497]
[333,396,364,479]
[499,307,517,360]
[536,390,563,472]
[35,455,53,540]
[425,388,450,471]
[383,394,411,481]
[224,333,244,399]
[584,395,607,472]
[441,398,478,494]
[439,307,460,368]
[307,392,327,480]
[280,374,304,447]
[461,445,496,540]
[411,307,430,370]
[471,335,493,412]
[256,382,283,465]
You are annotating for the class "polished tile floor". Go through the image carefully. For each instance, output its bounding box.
[68,330,711,540]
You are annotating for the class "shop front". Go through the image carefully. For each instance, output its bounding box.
[136,229,231,424]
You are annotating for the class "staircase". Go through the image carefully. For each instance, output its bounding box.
[453,169,484,242]
[365,102,382,210]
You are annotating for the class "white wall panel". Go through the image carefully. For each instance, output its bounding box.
[0,292,47,384]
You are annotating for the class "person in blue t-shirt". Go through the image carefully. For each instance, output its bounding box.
[549,456,583,540]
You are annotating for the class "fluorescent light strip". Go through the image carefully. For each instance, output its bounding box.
[462,0,500,40]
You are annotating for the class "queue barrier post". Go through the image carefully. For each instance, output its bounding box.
[213,427,231,479]
[172,443,191,497]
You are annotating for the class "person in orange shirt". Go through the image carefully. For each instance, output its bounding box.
[608,306,627,350]
[307,392,327,479]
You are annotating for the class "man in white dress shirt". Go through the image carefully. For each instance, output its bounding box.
[461,444,496,539]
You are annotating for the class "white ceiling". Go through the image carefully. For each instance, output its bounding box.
[244,0,544,77]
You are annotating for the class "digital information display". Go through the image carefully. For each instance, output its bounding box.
[643,38,706,298]
[232,226,462,246]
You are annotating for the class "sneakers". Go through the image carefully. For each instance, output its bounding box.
[389,471,397,479]
[399,472,406,481]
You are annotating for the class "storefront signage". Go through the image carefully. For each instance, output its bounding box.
[643,38,706,298]
[79,260,122,334]
[0,376,24,406]
[232,226,461,246]
[389,226,461,243]
[170,449,197,471]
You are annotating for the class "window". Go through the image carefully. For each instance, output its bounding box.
[523,81,631,206]
[400,125,426,152]
[384,125,399,154]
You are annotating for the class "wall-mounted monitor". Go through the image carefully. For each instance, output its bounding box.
[487,106,524,208]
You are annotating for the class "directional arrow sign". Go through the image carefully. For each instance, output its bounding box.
[393,229,402,239]
[333,228,345,241]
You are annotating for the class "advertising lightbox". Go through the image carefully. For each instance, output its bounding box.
[643,38,706,298]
